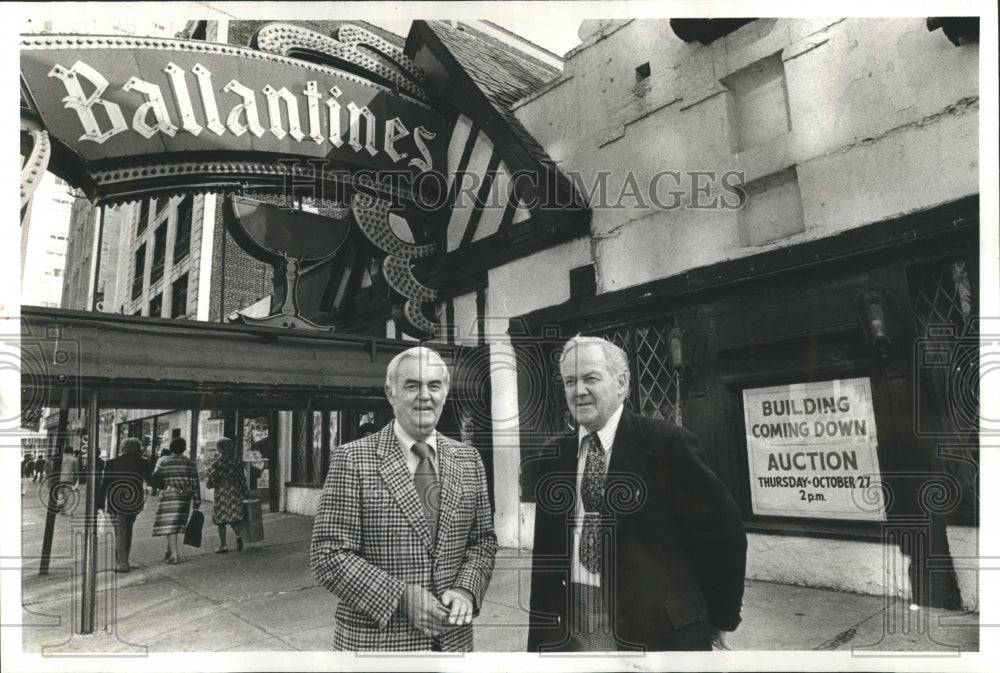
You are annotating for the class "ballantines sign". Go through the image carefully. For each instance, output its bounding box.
[20,32,448,204]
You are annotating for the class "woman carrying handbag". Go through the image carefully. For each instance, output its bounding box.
[206,437,249,553]
[151,437,200,565]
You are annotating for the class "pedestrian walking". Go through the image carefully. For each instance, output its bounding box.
[151,437,200,565]
[206,437,249,553]
[33,454,45,482]
[98,438,150,573]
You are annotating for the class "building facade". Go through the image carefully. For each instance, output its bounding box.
[25,16,980,612]
[495,18,979,610]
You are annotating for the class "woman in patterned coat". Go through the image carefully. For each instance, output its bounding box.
[151,437,200,564]
[206,437,248,553]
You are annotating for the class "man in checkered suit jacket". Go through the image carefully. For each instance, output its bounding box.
[311,346,497,651]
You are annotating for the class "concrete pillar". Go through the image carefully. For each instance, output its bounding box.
[276,411,291,513]
[489,339,521,549]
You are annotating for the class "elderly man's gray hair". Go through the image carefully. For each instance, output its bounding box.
[385,346,451,392]
[559,335,631,391]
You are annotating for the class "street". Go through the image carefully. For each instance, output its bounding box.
[18,479,979,657]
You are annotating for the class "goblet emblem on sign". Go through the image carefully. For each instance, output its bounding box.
[225,194,350,331]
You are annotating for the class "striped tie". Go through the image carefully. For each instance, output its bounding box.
[411,442,440,543]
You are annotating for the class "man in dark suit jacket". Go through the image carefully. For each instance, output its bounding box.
[528,336,747,652]
[311,346,497,651]
[98,437,150,573]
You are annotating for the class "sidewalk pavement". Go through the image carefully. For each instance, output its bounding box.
[18,485,979,656]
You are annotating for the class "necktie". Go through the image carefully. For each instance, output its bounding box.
[411,442,440,543]
[579,432,606,574]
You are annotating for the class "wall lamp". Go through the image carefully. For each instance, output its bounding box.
[862,290,891,358]
[667,327,686,370]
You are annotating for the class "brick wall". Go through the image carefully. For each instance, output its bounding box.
[207,201,273,321]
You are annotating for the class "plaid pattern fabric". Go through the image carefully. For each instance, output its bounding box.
[310,423,497,651]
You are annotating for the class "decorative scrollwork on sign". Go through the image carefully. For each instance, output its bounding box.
[350,192,438,337]
[383,255,437,303]
[402,299,439,336]
[20,127,51,209]
[252,23,429,102]
[351,193,436,259]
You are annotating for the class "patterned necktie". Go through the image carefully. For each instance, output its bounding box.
[579,432,606,574]
[411,442,440,543]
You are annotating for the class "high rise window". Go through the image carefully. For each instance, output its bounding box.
[174,196,192,262]
[150,225,166,283]
[170,274,188,318]
[131,244,146,299]
[148,293,163,318]
[137,199,152,236]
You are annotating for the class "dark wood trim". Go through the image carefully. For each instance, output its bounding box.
[516,195,978,333]
[445,121,481,215]
[461,151,503,246]
[745,519,885,542]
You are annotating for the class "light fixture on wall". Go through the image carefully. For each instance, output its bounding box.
[667,327,685,370]
[862,290,891,358]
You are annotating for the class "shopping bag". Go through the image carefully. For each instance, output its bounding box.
[97,511,112,536]
[241,499,264,543]
[184,510,204,548]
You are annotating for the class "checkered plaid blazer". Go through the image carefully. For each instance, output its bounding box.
[310,422,497,651]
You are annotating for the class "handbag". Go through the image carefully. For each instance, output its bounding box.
[183,509,204,548]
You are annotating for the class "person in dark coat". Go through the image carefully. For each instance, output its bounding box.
[98,438,151,573]
[527,336,747,652]
[33,454,45,482]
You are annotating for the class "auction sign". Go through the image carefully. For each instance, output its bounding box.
[743,377,885,520]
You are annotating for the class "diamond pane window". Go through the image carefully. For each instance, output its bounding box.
[908,257,978,526]
[634,325,682,426]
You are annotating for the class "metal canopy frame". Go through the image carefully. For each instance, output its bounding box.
[20,306,446,412]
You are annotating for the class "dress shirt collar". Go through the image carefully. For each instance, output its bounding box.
[576,402,624,457]
[393,419,437,454]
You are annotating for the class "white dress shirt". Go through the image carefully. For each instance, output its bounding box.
[393,420,439,476]
[571,403,624,587]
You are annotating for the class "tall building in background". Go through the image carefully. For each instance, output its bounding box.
[20,172,73,308]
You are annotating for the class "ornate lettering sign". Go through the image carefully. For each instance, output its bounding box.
[743,378,886,521]
[20,31,447,205]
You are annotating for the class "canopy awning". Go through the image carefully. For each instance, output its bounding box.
[18,306,439,411]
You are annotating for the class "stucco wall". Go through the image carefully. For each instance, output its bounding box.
[487,237,591,318]
[495,17,979,596]
[746,533,912,599]
[285,486,323,517]
[513,18,979,293]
